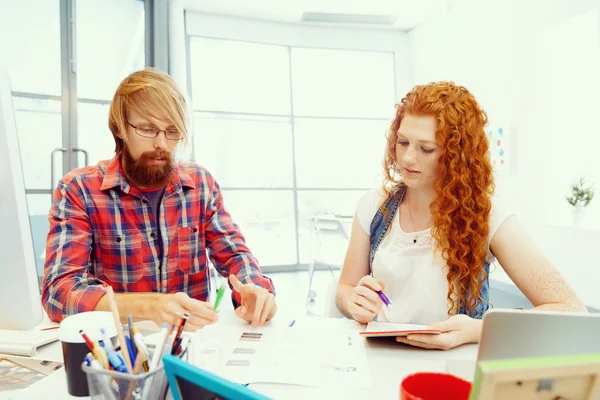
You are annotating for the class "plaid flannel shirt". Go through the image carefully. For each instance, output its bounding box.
[42,156,274,322]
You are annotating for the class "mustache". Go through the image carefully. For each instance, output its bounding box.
[139,150,172,161]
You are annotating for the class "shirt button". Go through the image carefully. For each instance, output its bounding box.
[150,232,156,238]
[142,199,148,203]
[192,227,198,233]
[116,237,122,242]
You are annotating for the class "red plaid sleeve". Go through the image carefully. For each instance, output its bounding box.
[204,177,275,308]
[42,178,106,322]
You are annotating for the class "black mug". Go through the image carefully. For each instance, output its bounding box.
[57,311,117,397]
[61,340,91,396]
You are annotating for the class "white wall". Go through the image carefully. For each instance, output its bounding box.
[409,0,600,308]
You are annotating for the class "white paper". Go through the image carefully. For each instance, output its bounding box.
[190,318,372,389]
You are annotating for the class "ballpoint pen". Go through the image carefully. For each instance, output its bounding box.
[100,328,115,352]
[100,341,129,373]
[213,281,227,311]
[377,290,392,310]
[171,313,189,355]
[79,329,95,351]
[125,335,137,368]
[80,329,109,369]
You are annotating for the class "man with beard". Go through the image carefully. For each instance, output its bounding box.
[42,69,276,330]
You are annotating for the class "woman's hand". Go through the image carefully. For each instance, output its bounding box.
[396,315,482,350]
[347,276,386,324]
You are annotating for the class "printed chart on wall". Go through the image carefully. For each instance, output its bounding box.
[190,318,372,389]
[487,126,510,175]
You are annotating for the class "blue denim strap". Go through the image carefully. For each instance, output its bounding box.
[367,184,489,319]
[368,185,406,271]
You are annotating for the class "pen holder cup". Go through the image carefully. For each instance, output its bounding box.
[82,341,190,400]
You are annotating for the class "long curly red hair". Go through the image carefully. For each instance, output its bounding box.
[381,82,495,316]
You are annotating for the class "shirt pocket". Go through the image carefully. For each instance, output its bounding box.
[95,230,144,284]
[177,226,201,274]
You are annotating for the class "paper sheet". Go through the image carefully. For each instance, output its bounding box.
[190,318,372,389]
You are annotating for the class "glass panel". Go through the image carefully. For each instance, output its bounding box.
[0,0,61,95]
[220,190,296,266]
[291,48,396,118]
[77,102,116,166]
[13,97,63,189]
[77,0,145,100]
[189,38,291,115]
[27,194,52,283]
[297,190,366,264]
[294,118,389,188]
[194,113,293,188]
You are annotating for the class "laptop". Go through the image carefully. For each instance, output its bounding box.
[447,308,600,380]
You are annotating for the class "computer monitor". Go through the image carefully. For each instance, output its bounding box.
[0,69,44,330]
[478,308,600,361]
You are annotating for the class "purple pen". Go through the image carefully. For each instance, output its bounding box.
[377,290,392,309]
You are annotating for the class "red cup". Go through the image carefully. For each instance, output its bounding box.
[400,372,472,400]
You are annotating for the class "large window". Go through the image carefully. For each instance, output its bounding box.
[0,0,146,281]
[188,37,395,269]
[1,0,62,278]
[76,0,146,166]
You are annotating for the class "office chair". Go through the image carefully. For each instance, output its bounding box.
[305,215,351,315]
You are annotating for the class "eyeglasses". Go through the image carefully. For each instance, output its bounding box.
[127,121,183,141]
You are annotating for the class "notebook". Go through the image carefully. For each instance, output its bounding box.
[358,321,441,337]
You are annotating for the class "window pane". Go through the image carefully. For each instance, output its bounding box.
[13,97,63,189]
[292,48,395,118]
[190,38,291,115]
[77,0,145,100]
[78,102,116,166]
[0,0,61,95]
[294,118,388,188]
[221,190,296,266]
[297,190,365,264]
[27,194,52,283]
[194,113,293,188]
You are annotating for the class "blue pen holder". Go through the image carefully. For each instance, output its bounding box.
[82,339,190,400]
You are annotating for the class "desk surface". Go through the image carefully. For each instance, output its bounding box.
[11,313,478,400]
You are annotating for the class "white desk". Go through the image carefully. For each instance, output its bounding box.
[13,313,478,400]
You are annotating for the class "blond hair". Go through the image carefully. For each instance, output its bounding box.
[108,68,189,155]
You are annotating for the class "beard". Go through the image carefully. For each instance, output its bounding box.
[121,146,175,188]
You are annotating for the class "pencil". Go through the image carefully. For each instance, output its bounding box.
[105,286,133,372]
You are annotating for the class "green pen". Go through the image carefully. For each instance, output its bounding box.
[213,281,227,311]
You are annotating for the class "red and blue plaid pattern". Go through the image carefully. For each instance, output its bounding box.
[42,156,275,322]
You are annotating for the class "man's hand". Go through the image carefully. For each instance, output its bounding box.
[229,274,277,327]
[395,314,482,350]
[347,275,385,324]
[153,292,218,331]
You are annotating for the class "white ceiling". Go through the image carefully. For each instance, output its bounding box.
[181,0,451,31]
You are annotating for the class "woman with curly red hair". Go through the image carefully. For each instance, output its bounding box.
[336,82,585,350]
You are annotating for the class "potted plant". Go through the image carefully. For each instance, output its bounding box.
[566,177,595,207]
